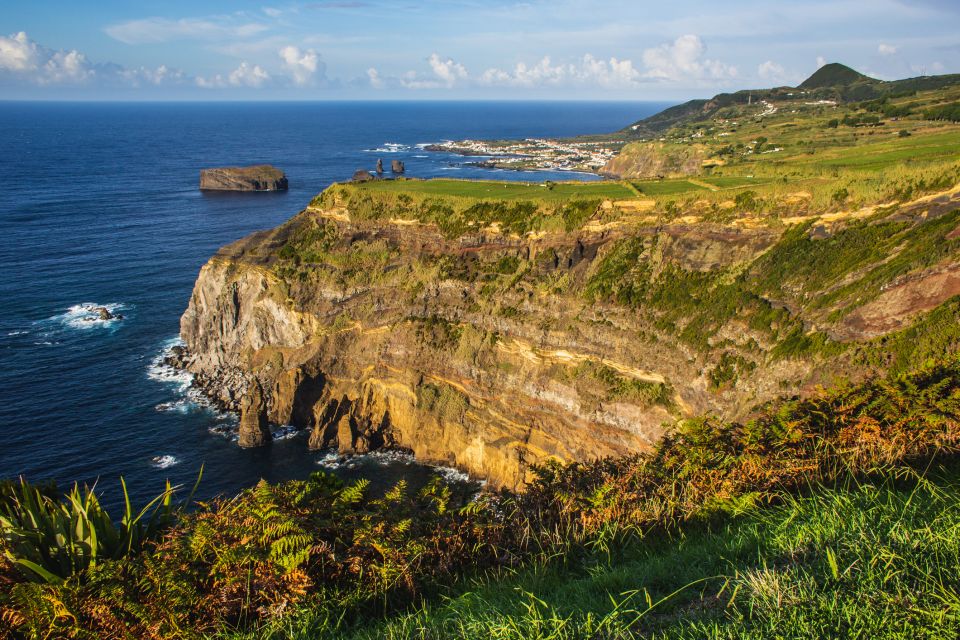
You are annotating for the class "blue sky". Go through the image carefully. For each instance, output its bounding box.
[2,0,958,100]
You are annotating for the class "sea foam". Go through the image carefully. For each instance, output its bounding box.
[150,455,180,469]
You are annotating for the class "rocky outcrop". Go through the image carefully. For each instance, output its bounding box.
[391,160,405,174]
[238,380,271,447]
[200,165,288,192]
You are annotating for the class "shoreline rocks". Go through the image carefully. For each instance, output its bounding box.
[199,165,288,192]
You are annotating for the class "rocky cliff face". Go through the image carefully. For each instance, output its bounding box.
[179,182,960,488]
[200,165,289,192]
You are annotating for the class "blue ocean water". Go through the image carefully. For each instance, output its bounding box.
[0,101,668,508]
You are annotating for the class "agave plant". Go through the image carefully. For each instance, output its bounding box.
[0,472,199,583]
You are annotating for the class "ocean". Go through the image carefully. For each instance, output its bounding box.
[0,100,668,509]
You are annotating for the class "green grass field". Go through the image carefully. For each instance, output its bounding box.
[631,179,708,196]
[699,175,769,189]
[350,178,636,202]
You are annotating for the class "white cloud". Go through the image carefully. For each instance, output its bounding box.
[105,17,267,45]
[757,60,787,83]
[428,53,467,87]
[640,35,737,82]
[229,61,270,87]
[121,64,185,86]
[479,54,641,89]
[196,61,270,89]
[397,53,467,89]
[367,67,384,89]
[0,31,94,85]
[279,46,323,86]
[0,31,38,72]
[878,43,898,55]
[816,56,827,68]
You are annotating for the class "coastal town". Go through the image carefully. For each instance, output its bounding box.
[425,137,625,173]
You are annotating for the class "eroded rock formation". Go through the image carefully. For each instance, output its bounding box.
[200,165,288,192]
[178,183,960,488]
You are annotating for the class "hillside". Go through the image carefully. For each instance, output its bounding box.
[620,63,960,138]
[798,62,873,88]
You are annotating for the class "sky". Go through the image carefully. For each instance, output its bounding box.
[1,0,958,101]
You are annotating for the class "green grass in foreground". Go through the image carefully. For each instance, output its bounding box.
[326,464,960,640]
[350,178,636,202]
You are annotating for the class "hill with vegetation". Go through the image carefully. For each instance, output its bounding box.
[620,63,960,140]
[3,65,960,638]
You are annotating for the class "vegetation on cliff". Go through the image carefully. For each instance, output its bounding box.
[2,356,959,638]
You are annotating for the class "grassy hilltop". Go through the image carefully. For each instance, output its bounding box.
[3,65,960,639]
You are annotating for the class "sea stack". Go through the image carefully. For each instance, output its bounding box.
[391,160,405,174]
[238,380,271,448]
[376,158,384,174]
[199,165,288,192]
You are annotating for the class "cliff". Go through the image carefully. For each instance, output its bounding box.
[200,165,288,192]
[179,179,960,489]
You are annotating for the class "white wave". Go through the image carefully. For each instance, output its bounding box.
[365,142,410,153]
[146,338,192,393]
[147,337,237,426]
[435,465,471,484]
[150,455,179,469]
[315,448,473,484]
[6,330,28,336]
[47,302,130,331]
[413,155,429,159]
[438,167,462,171]
[272,425,302,441]
[209,423,239,442]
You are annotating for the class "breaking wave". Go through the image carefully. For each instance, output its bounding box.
[40,302,130,334]
[150,455,180,469]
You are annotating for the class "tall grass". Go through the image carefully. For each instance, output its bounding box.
[340,464,960,640]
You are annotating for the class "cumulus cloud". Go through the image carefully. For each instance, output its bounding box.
[0,31,94,85]
[367,67,384,89]
[279,46,324,86]
[878,43,898,55]
[120,64,186,87]
[196,61,270,89]
[105,17,267,45]
[816,55,827,68]
[757,60,787,83]
[391,53,467,89]
[479,54,640,89]
[641,35,737,82]
[426,53,467,87]
[0,31,192,90]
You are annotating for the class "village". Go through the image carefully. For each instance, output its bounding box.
[425,137,625,173]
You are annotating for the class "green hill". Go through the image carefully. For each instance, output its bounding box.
[799,62,874,89]
[620,64,960,138]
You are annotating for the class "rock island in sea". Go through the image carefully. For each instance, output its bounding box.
[199,165,288,192]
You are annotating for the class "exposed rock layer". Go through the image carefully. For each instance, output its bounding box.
[179,185,960,488]
[200,165,288,192]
